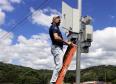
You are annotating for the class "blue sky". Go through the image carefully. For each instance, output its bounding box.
[1,0,116,40]
[0,0,116,69]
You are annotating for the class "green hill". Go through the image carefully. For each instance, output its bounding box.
[81,65,116,83]
[0,62,52,84]
[0,62,116,84]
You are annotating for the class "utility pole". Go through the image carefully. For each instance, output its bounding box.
[62,0,93,84]
[76,0,82,84]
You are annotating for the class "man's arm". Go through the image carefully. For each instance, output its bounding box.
[53,33,72,45]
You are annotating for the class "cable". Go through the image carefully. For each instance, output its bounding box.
[1,0,49,40]
[0,0,49,40]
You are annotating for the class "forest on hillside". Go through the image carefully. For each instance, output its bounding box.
[0,62,116,84]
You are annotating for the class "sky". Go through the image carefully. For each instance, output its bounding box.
[0,0,116,70]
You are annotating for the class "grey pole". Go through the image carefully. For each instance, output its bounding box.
[76,0,82,84]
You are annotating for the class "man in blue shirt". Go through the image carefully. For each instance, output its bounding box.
[49,16,72,84]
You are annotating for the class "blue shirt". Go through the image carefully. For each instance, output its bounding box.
[49,24,63,48]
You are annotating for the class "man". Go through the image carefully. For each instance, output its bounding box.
[49,16,72,84]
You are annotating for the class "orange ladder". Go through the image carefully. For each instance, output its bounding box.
[56,45,77,84]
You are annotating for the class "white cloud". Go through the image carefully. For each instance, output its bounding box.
[30,7,61,27]
[0,0,22,12]
[0,29,54,69]
[0,0,21,25]
[67,27,116,69]
[13,33,53,69]
[10,0,21,3]
[81,27,116,69]
[0,27,116,70]
[0,28,14,63]
[0,0,14,12]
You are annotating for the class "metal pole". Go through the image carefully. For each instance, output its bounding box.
[76,36,81,84]
[76,0,82,84]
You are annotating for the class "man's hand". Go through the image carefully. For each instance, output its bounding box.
[66,41,72,45]
[64,41,73,46]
